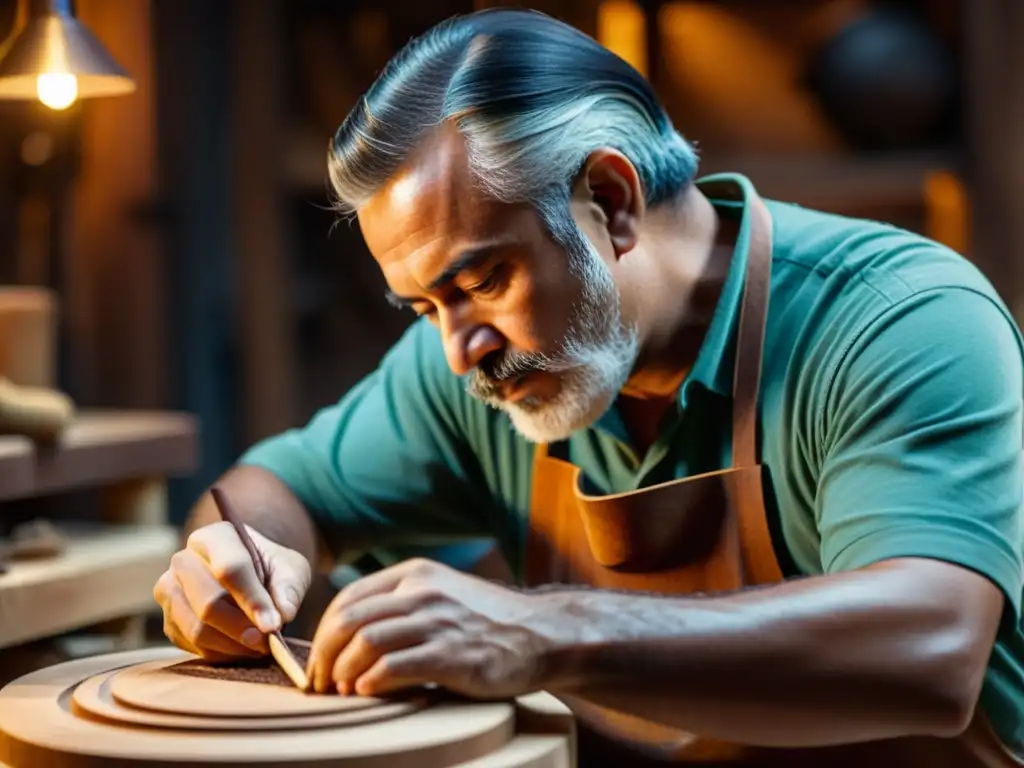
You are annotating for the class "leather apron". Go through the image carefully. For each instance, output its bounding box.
[523,178,1023,767]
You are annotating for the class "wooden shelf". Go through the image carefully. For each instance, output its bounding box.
[0,410,198,503]
[0,523,178,650]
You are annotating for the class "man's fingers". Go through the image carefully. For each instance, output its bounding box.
[326,557,443,615]
[156,570,201,655]
[332,615,435,694]
[309,591,418,693]
[354,643,448,697]
[327,565,410,612]
[268,579,304,625]
[308,560,451,692]
[165,577,263,659]
[187,522,281,633]
[162,616,239,663]
[173,549,269,654]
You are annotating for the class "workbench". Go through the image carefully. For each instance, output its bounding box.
[0,410,197,651]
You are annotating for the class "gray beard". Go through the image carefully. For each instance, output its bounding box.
[465,236,639,443]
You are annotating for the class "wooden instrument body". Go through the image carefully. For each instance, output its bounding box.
[0,646,575,767]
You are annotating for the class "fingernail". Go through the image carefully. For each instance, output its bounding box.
[241,628,263,650]
[257,609,281,633]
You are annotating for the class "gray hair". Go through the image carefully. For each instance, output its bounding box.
[327,8,699,245]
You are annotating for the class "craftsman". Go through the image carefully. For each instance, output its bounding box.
[155,9,1024,766]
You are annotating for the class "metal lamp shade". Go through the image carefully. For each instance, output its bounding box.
[0,6,135,100]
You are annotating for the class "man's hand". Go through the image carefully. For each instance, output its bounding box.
[154,521,313,661]
[306,558,573,698]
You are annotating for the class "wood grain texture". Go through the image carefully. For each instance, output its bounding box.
[0,647,577,766]
[166,640,311,687]
[72,667,425,731]
[108,657,389,718]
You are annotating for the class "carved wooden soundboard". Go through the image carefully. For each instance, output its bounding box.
[0,642,575,767]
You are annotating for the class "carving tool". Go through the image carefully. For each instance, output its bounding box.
[209,486,310,691]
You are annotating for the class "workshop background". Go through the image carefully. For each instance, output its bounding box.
[0,0,1018,671]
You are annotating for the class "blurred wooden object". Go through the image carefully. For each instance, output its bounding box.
[0,411,196,501]
[924,170,969,255]
[0,377,74,441]
[0,288,74,441]
[0,523,178,650]
[658,1,847,154]
[293,9,392,141]
[231,0,298,444]
[0,410,197,651]
[0,287,54,388]
[598,0,647,77]
[698,150,955,213]
[73,0,165,409]
[964,0,1024,322]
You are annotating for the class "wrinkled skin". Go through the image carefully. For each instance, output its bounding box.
[306,558,577,697]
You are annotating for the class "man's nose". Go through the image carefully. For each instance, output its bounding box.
[442,311,503,376]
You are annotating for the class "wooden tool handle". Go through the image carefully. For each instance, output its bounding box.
[208,485,310,691]
[209,486,268,584]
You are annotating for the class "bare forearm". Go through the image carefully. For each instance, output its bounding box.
[184,465,321,570]
[539,559,1002,747]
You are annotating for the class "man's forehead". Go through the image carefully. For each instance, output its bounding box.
[358,126,489,260]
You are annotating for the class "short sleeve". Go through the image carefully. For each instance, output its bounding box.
[817,287,1024,623]
[239,319,497,559]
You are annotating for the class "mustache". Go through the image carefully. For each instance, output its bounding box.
[468,347,561,400]
[479,349,547,382]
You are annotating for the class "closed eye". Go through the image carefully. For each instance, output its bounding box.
[466,265,507,297]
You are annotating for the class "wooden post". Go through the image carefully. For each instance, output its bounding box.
[152,0,239,518]
[963,0,1024,320]
[230,0,298,444]
[74,0,165,410]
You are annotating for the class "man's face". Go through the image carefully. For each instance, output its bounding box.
[358,128,639,443]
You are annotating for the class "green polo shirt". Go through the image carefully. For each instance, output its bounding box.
[241,173,1024,753]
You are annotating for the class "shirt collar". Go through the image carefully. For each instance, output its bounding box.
[590,172,766,444]
[681,172,765,400]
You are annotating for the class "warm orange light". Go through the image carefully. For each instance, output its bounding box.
[598,0,647,78]
[924,170,969,255]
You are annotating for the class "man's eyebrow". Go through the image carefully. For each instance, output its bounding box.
[384,245,505,308]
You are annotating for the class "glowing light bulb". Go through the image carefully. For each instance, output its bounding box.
[36,73,78,110]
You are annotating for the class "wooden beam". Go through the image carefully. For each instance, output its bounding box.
[151,0,240,520]
[963,0,1024,320]
[230,0,297,444]
[74,0,164,410]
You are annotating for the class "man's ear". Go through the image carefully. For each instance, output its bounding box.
[571,148,645,259]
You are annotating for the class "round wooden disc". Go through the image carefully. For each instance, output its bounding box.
[72,668,426,731]
[0,647,517,767]
[107,658,384,718]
